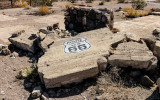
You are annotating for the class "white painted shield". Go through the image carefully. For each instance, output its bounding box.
[63,37,91,53]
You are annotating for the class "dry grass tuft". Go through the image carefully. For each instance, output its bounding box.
[65,2,73,8]
[123,8,151,18]
[38,5,50,15]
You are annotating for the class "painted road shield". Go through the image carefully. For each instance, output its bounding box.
[63,37,91,53]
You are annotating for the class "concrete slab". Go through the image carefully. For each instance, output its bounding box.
[38,28,124,88]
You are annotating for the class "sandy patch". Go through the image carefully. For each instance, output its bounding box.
[114,15,160,38]
[0,25,39,44]
[0,14,17,21]
[34,15,65,30]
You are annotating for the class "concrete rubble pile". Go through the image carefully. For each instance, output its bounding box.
[64,6,114,35]
[5,7,160,94]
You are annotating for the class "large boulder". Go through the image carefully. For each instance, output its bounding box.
[108,42,157,71]
[9,32,37,53]
[38,28,117,88]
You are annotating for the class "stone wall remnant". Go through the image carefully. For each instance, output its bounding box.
[64,6,114,35]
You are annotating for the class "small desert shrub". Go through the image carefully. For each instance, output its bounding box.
[15,66,36,79]
[99,1,104,5]
[125,8,151,17]
[118,0,125,3]
[65,2,72,8]
[38,5,50,15]
[122,7,131,12]
[132,0,147,10]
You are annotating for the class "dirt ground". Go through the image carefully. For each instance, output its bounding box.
[1,1,160,100]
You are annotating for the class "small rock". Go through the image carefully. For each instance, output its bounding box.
[10,53,15,58]
[11,30,25,37]
[97,57,108,72]
[53,23,59,30]
[0,44,7,51]
[156,78,160,93]
[13,52,19,57]
[47,26,53,31]
[41,92,49,100]
[153,27,160,36]
[38,32,47,41]
[141,75,154,87]
[39,29,49,35]
[1,48,11,56]
[31,86,42,99]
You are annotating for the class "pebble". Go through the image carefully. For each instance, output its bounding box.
[31,86,42,99]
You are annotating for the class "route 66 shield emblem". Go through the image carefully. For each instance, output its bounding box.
[63,37,91,53]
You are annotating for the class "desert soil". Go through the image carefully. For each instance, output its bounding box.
[0,1,160,100]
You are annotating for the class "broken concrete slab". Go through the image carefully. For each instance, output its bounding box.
[39,33,58,52]
[38,28,116,88]
[9,32,37,53]
[108,42,157,71]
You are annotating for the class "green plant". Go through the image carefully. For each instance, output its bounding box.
[132,0,147,10]
[15,65,36,79]
[99,1,104,5]
[118,0,125,3]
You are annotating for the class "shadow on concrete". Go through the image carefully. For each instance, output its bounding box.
[146,88,160,100]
